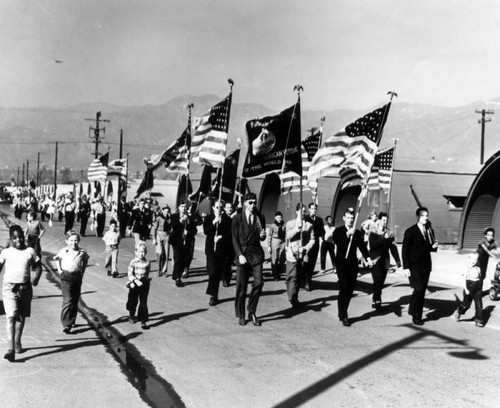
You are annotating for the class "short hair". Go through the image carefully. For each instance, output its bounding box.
[378,212,388,220]
[178,200,186,206]
[296,203,305,212]
[109,219,117,226]
[326,215,332,222]
[162,206,170,211]
[244,192,257,202]
[484,227,495,236]
[65,230,80,240]
[415,207,429,217]
[9,225,24,239]
[275,211,283,217]
[344,208,355,217]
[308,202,317,209]
[135,242,147,252]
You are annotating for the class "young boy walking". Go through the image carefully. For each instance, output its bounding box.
[126,242,151,330]
[102,219,121,278]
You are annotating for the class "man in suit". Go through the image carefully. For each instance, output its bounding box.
[368,212,401,311]
[169,201,198,288]
[232,193,266,326]
[332,208,373,326]
[402,207,438,325]
[127,198,152,243]
[304,203,325,291]
[204,200,232,306]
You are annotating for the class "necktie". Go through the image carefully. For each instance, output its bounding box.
[249,214,254,227]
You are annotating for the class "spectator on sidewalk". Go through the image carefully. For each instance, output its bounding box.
[54,230,89,334]
[0,225,42,362]
[126,242,151,330]
[102,219,121,278]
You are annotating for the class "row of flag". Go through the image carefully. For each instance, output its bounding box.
[90,88,396,206]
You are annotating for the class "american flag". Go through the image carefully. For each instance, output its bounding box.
[146,130,189,172]
[166,128,190,175]
[191,94,232,168]
[87,152,109,182]
[280,128,321,194]
[107,158,127,179]
[307,103,391,190]
[368,146,394,193]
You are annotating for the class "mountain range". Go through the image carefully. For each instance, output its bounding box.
[1,95,499,181]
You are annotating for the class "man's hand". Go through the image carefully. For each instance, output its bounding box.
[346,228,354,237]
[31,277,39,287]
[214,235,222,243]
[238,255,247,265]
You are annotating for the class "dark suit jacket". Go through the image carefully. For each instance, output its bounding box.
[232,212,265,266]
[402,224,437,272]
[204,213,232,257]
[169,213,198,246]
[369,230,401,269]
[305,215,325,244]
[332,226,369,269]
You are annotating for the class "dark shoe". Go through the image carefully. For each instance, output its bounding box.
[158,272,163,277]
[128,316,136,324]
[63,326,71,334]
[238,316,247,326]
[372,302,382,311]
[222,281,228,287]
[412,317,424,326]
[475,320,485,328]
[141,323,149,330]
[291,300,301,309]
[248,312,261,327]
[3,350,14,362]
[107,270,112,276]
[304,283,311,292]
[112,272,119,278]
[454,310,461,322]
[341,318,350,327]
[209,297,218,306]
[175,279,184,287]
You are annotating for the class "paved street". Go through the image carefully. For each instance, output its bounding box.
[1,204,499,408]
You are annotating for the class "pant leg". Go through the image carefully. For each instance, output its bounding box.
[104,247,112,271]
[247,263,264,315]
[234,264,250,318]
[222,254,234,285]
[472,281,484,323]
[286,261,300,303]
[320,242,327,270]
[111,249,119,273]
[80,215,88,236]
[408,268,430,319]
[172,244,185,281]
[206,251,221,297]
[61,273,82,328]
[337,263,357,320]
[126,287,140,317]
[137,280,150,323]
[305,243,320,283]
[371,261,387,303]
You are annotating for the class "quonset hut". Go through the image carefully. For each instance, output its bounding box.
[250,169,476,245]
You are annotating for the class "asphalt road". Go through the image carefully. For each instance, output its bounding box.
[0,204,499,408]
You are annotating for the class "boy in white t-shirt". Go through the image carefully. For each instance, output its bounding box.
[0,225,41,362]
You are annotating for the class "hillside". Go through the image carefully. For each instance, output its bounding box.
[0,96,498,181]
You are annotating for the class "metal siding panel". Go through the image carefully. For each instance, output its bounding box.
[463,195,497,249]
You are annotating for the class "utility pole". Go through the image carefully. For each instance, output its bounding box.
[22,163,25,187]
[26,159,29,185]
[475,109,494,165]
[119,129,123,159]
[54,142,58,199]
[17,166,20,187]
[37,153,40,187]
[86,111,110,159]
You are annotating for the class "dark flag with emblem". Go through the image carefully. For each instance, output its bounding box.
[211,148,240,203]
[242,103,302,178]
[189,165,215,204]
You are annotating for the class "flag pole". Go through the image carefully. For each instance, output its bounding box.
[185,103,194,206]
[291,85,304,258]
[345,92,396,258]
[313,116,325,205]
[214,79,234,250]
[386,138,398,231]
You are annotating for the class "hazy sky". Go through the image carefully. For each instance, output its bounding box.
[1,0,500,111]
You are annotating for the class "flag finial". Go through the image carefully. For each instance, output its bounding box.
[387,91,398,101]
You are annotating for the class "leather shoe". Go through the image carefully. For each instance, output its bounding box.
[475,320,485,328]
[248,312,261,326]
[341,318,350,327]
[175,279,184,287]
[222,281,229,287]
[412,317,424,326]
[209,297,218,306]
[238,316,247,326]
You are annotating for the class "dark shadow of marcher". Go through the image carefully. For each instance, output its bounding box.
[147,308,208,329]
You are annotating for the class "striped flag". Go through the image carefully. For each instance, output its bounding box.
[308,103,391,191]
[87,152,109,182]
[191,95,232,168]
[280,127,321,195]
[107,158,127,179]
[166,127,190,175]
[368,146,395,193]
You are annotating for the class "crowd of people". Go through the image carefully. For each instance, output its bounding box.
[1,188,499,362]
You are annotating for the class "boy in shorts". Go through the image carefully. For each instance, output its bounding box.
[0,225,41,361]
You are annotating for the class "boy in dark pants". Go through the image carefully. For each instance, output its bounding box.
[126,242,151,330]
